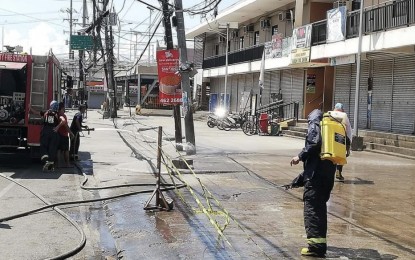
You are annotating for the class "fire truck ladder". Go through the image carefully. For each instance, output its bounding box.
[29,56,49,122]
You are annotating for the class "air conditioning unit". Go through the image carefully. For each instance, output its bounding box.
[231,30,239,39]
[333,0,352,11]
[243,24,255,34]
[260,19,271,29]
[278,11,293,21]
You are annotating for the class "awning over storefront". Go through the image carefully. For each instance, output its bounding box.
[0,62,27,70]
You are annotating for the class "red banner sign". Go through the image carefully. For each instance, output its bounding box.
[0,53,28,63]
[156,49,182,105]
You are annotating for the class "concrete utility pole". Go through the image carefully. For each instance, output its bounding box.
[160,0,183,149]
[174,0,196,154]
[103,0,117,118]
[69,0,73,59]
[78,0,87,103]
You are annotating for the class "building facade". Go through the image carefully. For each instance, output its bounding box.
[187,0,415,134]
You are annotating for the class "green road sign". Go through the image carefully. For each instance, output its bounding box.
[70,35,94,50]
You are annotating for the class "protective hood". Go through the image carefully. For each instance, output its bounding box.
[308,109,323,125]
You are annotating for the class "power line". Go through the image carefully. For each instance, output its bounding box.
[0,7,67,28]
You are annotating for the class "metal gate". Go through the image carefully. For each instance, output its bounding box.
[392,55,415,133]
[372,59,393,132]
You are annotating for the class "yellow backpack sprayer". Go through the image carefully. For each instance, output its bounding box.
[320,111,348,165]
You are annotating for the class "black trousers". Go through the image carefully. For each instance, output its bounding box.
[40,126,59,162]
[70,131,80,156]
[303,159,336,254]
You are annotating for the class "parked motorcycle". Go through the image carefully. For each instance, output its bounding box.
[207,114,218,128]
[217,111,249,131]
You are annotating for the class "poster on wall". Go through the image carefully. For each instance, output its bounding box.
[264,33,283,59]
[291,24,312,64]
[156,49,182,105]
[306,74,316,94]
[282,37,291,57]
[326,6,347,43]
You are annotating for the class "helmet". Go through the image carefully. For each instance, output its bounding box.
[50,100,59,112]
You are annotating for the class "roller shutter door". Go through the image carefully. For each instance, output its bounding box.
[281,69,292,103]
[210,78,221,94]
[392,56,415,134]
[292,69,305,118]
[350,61,370,129]
[334,65,353,116]
[261,71,272,106]
[88,92,105,109]
[270,71,281,101]
[372,59,393,132]
[230,75,239,113]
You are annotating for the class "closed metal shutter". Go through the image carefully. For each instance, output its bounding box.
[350,61,370,129]
[392,55,415,133]
[292,69,305,118]
[270,71,281,101]
[334,64,353,117]
[238,74,246,92]
[88,92,105,109]
[372,59,393,132]
[252,73,260,108]
[281,69,292,103]
[230,75,239,113]
[260,71,272,106]
[210,78,221,94]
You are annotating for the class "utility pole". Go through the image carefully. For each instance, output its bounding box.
[174,0,196,154]
[78,0,87,104]
[160,0,183,149]
[69,0,73,59]
[103,0,117,118]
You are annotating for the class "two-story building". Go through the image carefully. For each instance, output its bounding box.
[187,0,415,134]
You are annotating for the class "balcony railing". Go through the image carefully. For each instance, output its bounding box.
[311,0,415,45]
[202,44,264,69]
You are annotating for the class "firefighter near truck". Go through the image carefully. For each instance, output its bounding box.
[0,52,64,157]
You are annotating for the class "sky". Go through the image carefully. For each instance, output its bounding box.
[0,0,239,62]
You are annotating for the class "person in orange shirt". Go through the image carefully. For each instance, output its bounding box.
[56,102,74,167]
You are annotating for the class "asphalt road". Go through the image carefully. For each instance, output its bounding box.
[0,109,414,259]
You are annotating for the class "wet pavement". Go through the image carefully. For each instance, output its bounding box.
[0,109,414,259]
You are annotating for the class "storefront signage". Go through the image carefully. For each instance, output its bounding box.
[291,24,312,64]
[156,49,182,105]
[329,54,356,66]
[327,7,347,43]
[0,53,28,63]
[306,74,316,94]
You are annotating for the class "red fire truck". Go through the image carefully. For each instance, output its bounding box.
[0,52,63,157]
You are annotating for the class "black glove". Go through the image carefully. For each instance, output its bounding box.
[282,184,293,190]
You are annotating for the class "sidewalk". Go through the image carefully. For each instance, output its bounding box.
[80,109,415,259]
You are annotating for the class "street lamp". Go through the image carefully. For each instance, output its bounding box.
[216,22,238,112]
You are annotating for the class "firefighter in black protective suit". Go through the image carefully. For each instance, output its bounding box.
[40,101,60,170]
[288,109,336,257]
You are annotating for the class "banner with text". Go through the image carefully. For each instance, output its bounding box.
[156,49,182,105]
[327,7,347,43]
[291,24,312,64]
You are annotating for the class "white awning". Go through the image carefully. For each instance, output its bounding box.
[0,62,27,70]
